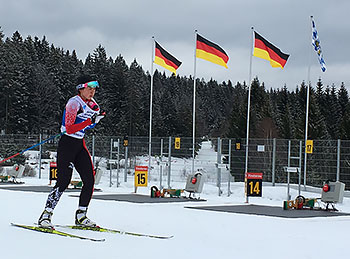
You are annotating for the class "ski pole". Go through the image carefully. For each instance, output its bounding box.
[0,131,66,165]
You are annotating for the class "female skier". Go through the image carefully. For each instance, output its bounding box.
[38,75,105,228]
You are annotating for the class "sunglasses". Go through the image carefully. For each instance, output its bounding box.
[76,81,99,90]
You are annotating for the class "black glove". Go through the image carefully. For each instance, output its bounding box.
[91,112,106,124]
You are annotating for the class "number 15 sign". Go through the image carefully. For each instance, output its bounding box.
[134,166,148,187]
[245,172,263,197]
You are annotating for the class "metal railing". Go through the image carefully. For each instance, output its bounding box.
[1,134,350,193]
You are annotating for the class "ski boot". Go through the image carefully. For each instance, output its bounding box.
[38,209,54,229]
[75,209,97,227]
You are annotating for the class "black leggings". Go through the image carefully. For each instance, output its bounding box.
[55,134,95,207]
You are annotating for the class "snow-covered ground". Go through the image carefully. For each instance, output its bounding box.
[1,141,350,259]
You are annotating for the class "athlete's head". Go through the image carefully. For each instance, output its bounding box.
[76,75,99,101]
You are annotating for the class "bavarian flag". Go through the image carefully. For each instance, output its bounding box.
[154,41,182,75]
[196,34,229,68]
[253,31,289,69]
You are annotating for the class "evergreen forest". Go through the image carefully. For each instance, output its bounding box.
[1,29,350,141]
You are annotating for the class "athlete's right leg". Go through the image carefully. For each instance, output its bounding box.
[38,135,78,227]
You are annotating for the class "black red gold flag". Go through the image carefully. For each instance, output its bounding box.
[196,34,229,68]
[154,41,182,74]
[253,31,289,69]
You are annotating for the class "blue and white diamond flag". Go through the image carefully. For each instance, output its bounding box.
[311,16,326,72]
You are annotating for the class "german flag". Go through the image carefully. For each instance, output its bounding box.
[196,34,229,68]
[253,31,289,69]
[154,41,182,75]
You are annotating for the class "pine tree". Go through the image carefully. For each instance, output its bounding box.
[248,78,270,138]
[83,45,112,134]
[294,82,308,139]
[125,59,149,136]
[326,84,342,139]
[172,75,193,136]
[338,83,350,138]
[273,86,294,138]
[4,31,32,133]
[100,54,129,136]
[338,82,348,117]
[0,27,6,133]
[151,71,166,136]
[226,82,248,138]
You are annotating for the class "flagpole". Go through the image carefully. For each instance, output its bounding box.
[192,30,198,175]
[303,16,313,188]
[303,83,310,188]
[244,27,254,203]
[148,36,155,175]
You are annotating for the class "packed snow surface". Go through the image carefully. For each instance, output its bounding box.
[1,141,349,259]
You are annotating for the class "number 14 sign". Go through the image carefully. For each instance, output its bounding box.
[245,172,263,197]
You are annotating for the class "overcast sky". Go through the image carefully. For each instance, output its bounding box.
[1,0,349,90]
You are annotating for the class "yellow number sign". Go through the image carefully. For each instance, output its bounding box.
[49,162,58,181]
[235,142,241,150]
[134,166,148,187]
[175,137,181,150]
[245,172,263,197]
[306,140,313,154]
